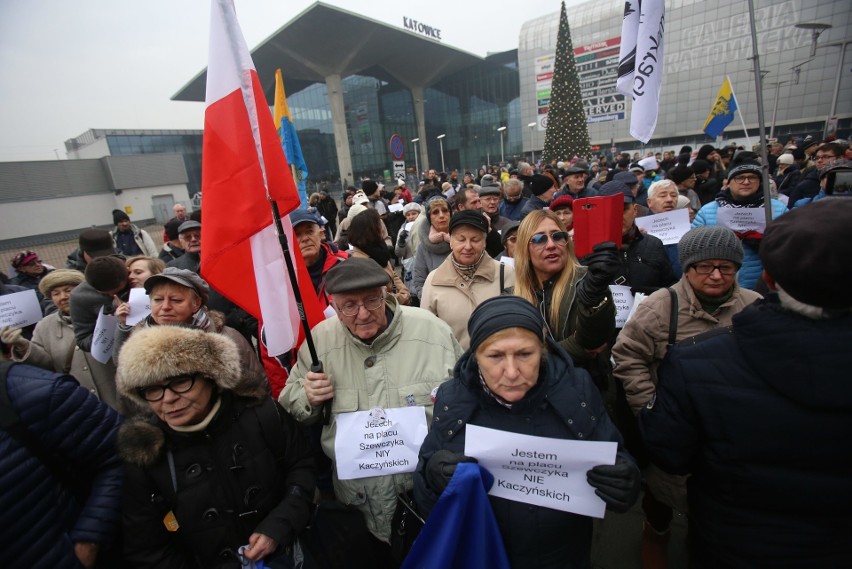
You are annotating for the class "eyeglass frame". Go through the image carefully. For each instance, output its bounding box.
[335,293,386,317]
[529,231,570,247]
[138,373,205,402]
[690,262,738,276]
[730,174,761,183]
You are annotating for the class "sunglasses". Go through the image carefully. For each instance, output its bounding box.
[529,231,569,247]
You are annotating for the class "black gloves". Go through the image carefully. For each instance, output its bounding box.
[577,242,622,307]
[425,450,477,494]
[586,457,641,513]
[397,229,409,249]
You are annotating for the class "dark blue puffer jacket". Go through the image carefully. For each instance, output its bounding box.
[0,364,123,569]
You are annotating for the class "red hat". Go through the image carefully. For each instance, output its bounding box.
[11,250,39,269]
[549,195,574,211]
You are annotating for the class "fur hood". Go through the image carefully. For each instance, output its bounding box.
[117,418,167,467]
[116,325,242,408]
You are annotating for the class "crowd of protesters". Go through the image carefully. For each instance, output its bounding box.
[1,133,851,569]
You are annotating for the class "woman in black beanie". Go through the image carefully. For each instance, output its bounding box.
[414,295,639,569]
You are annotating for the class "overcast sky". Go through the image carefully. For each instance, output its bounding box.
[0,0,587,162]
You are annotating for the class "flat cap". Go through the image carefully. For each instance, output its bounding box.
[449,210,489,234]
[144,267,210,305]
[178,220,202,234]
[324,257,390,294]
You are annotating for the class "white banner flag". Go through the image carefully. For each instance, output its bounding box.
[616,0,666,143]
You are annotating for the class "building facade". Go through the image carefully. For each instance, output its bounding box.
[520,0,851,156]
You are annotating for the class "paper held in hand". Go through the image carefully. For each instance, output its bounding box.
[0,289,43,329]
[464,424,617,518]
[334,406,428,480]
[634,208,691,245]
[715,207,767,233]
[126,288,152,327]
[91,307,118,364]
[609,285,634,328]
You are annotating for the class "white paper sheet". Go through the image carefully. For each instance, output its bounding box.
[91,307,118,364]
[464,424,617,518]
[609,285,634,328]
[716,207,767,233]
[634,209,690,245]
[388,202,404,213]
[625,292,647,324]
[126,288,151,326]
[0,289,43,329]
[499,256,515,267]
[334,406,428,480]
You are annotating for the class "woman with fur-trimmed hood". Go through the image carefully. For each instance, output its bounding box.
[116,326,315,568]
[112,267,267,393]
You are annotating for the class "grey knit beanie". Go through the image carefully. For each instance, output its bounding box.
[678,226,743,270]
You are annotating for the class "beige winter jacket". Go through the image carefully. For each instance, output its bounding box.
[421,255,515,349]
[612,276,761,414]
[279,296,463,543]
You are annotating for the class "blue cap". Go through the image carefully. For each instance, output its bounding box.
[598,181,635,204]
[289,208,322,228]
[614,171,639,185]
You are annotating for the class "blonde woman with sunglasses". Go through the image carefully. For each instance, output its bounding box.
[513,210,619,376]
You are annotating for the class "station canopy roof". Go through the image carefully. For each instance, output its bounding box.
[173,1,484,103]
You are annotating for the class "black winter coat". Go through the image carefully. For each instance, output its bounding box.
[614,229,676,296]
[414,340,630,569]
[119,393,315,569]
[1,364,123,569]
[639,298,852,568]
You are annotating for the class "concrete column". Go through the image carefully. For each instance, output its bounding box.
[411,86,429,172]
[325,74,354,187]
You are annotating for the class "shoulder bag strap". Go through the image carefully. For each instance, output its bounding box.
[667,288,678,347]
[499,262,505,293]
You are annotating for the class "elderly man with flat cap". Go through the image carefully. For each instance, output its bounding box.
[639,198,852,569]
[279,257,462,561]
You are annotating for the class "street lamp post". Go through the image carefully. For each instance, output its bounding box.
[497,126,507,165]
[411,138,420,178]
[436,134,446,172]
[767,81,789,139]
[794,22,850,138]
[527,122,537,165]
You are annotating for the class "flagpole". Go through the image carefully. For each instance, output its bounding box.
[726,76,752,148]
[745,0,773,227]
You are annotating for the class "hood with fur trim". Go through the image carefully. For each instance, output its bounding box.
[116,325,242,408]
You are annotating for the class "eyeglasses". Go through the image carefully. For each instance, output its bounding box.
[814,154,837,162]
[506,235,517,243]
[336,295,385,317]
[731,175,760,184]
[529,231,569,247]
[138,374,201,402]
[692,263,737,276]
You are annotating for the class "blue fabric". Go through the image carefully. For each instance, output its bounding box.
[403,463,510,569]
[691,198,787,289]
[1,364,123,569]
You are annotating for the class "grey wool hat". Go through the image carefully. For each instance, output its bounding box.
[323,257,390,295]
[116,326,242,408]
[678,226,744,270]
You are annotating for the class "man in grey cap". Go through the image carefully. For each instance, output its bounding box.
[478,178,512,232]
[612,225,760,564]
[167,220,202,272]
[279,257,462,554]
[556,165,597,199]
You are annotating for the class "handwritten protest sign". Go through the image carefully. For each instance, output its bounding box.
[634,208,690,245]
[0,289,42,329]
[609,285,635,328]
[126,288,151,326]
[334,406,428,480]
[716,207,766,233]
[465,424,617,518]
[91,307,118,364]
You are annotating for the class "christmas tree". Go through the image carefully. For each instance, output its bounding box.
[542,1,591,163]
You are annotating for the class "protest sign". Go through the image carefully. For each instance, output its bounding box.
[465,424,617,518]
[609,285,634,328]
[91,307,118,364]
[388,202,404,213]
[716,207,766,233]
[126,288,151,326]
[334,406,428,480]
[0,289,42,329]
[634,208,690,245]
